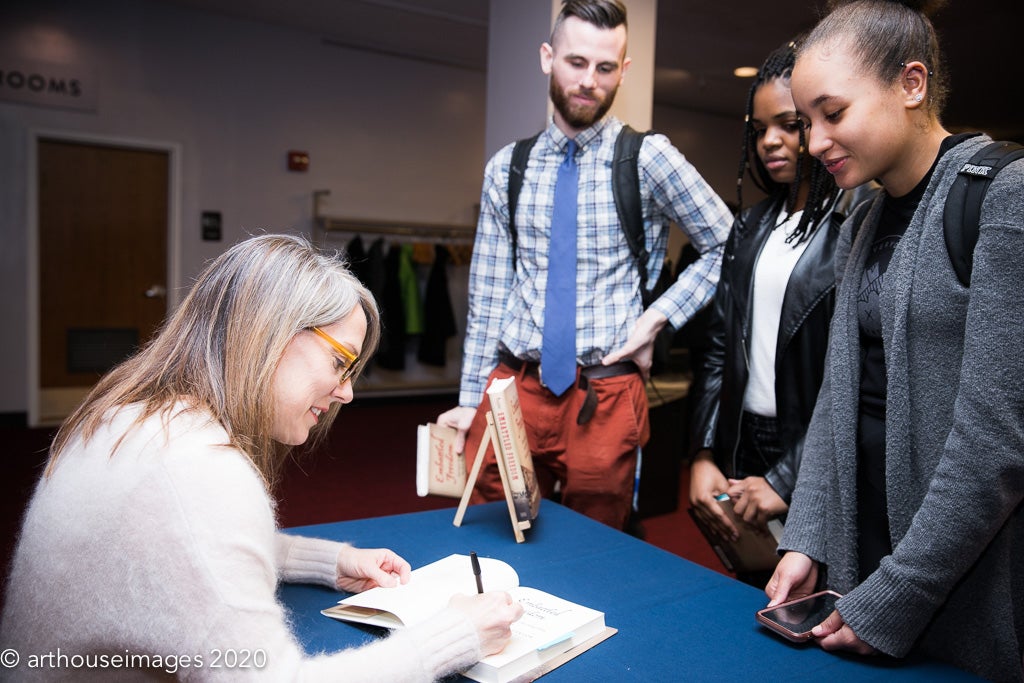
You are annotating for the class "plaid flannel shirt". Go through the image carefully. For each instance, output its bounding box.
[459,116,731,407]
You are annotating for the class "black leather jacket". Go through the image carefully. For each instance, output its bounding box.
[689,194,844,502]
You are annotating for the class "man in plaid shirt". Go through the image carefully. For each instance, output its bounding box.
[437,0,731,530]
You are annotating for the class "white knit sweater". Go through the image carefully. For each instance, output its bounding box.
[0,404,480,681]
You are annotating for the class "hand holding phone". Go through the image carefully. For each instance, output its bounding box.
[755,590,842,643]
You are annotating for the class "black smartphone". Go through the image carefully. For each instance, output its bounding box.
[755,590,842,642]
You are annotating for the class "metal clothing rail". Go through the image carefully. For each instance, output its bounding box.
[312,190,476,246]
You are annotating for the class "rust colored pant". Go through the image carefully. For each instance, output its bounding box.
[465,360,650,530]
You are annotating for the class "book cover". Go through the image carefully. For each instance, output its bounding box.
[416,423,467,498]
[687,497,783,574]
[462,586,613,683]
[322,554,613,683]
[485,376,541,523]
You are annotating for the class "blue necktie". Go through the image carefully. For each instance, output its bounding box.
[541,139,578,396]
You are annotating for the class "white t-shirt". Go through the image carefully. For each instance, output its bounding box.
[742,209,811,417]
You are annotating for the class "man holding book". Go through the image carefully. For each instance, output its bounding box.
[437,0,731,530]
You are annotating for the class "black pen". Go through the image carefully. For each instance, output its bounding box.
[470,551,483,593]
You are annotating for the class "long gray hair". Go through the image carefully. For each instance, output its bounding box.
[48,234,380,489]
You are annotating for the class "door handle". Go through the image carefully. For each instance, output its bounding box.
[144,285,167,299]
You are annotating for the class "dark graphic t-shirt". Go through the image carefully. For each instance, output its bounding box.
[854,133,975,580]
[858,207,911,417]
[856,197,913,580]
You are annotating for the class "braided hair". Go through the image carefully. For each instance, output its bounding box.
[736,39,838,244]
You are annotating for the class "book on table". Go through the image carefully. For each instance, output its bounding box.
[687,495,784,575]
[485,376,541,525]
[416,422,467,498]
[321,553,615,683]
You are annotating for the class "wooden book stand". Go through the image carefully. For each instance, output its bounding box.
[452,412,529,543]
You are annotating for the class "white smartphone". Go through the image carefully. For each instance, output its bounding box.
[755,589,842,642]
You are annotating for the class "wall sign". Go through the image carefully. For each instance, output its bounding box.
[0,57,97,112]
[201,211,222,241]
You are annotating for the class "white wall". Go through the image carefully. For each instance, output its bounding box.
[0,0,489,413]
[484,0,550,160]
[0,0,742,415]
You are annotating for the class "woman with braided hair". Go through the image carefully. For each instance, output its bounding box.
[688,38,847,585]
[766,1,1024,679]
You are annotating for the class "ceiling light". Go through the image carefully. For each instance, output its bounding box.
[733,66,758,78]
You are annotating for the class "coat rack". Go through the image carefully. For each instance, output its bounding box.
[312,190,476,246]
[309,189,472,398]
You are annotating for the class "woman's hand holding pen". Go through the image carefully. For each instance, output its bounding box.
[449,592,524,656]
[334,546,412,593]
[452,552,524,655]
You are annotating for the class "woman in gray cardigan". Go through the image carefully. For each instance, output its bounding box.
[766,1,1024,681]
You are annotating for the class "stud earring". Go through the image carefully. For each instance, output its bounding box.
[914,94,923,102]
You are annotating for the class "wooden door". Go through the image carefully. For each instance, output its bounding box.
[37,139,168,423]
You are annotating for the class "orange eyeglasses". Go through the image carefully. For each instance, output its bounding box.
[311,326,360,385]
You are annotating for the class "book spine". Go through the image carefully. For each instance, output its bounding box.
[505,385,540,520]
[490,390,531,522]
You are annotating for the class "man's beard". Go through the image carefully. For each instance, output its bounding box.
[550,79,617,130]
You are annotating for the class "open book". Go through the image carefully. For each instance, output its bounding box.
[321,554,614,683]
[688,496,783,575]
[416,422,467,498]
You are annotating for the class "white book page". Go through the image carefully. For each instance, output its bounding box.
[335,554,520,628]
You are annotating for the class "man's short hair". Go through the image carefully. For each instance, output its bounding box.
[551,0,628,43]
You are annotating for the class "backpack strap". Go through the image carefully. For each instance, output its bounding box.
[943,140,1024,286]
[506,126,654,288]
[507,133,541,271]
[613,125,655,302]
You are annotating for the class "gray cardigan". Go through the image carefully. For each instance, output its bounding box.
[780,134,1024,682]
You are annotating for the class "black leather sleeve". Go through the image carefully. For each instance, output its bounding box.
[764,434,802,503]
[688,214,741,458]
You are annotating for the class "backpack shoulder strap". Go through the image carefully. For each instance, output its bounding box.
[508,132,541,272]
[943,140,1024,286]
[612,125,655,299]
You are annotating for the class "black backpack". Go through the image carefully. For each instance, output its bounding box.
[508,125,684,373]
[942,140,1024,286]
[847,139,1023,287]
[507,125,657,304]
